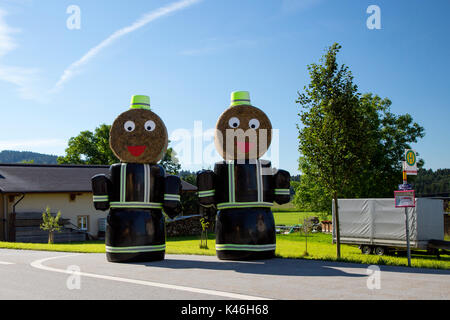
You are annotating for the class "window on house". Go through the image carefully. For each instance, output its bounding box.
[77,215,89,231]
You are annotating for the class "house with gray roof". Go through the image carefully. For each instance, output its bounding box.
[0,163,197,243]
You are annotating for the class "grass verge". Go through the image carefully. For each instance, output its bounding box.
[272,211,330,225]
[1,233,448,270]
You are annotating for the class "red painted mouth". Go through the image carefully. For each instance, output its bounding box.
[236,141,255,153]
[127,145,147,157]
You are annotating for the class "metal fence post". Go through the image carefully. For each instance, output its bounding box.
[405,207,411,267]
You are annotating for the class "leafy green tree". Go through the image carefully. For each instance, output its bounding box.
[293,158,329,213]
[352,94,425,197]
[295,45,426,224]
[179,170,197,186]
[58,124,118,165]
[160,147,181,175]
[295,94,425,214]
[301,216,315,257]
[199,217,210,249]
[290,180,300,192]
[413,168,449,196]
[296,43,375,258]
[40,207,62,244]
[58,124,180,169]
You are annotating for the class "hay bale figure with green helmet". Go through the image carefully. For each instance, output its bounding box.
[91,95,182,263]
[197,91,291,260]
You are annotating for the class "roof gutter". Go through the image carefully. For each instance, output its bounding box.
[9,193,25,242]
[12,193,25,215]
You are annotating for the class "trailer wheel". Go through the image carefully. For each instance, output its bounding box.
[361,245,372,255]
[374,246,386,256]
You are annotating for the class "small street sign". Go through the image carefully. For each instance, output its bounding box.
[403,149,417,175]
[398,183,412,191]
[396,153,417,268]
[394,190,416,208]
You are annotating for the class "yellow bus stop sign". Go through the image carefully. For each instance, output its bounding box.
[404,149,417,175]
[406,150,416,166]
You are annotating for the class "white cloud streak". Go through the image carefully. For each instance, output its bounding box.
[0,9,17,56]
[0,139,67,150]
[0,8,41,100]
[52,0,202,92]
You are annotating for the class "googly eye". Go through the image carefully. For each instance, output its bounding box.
[144,120,156,132]
[124,121,135,132]
[249,119,260,129]
[228,117,240,128]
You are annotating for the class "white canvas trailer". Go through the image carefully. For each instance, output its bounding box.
[332,198,446,255]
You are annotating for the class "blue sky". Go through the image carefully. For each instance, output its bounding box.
[0,0,449,174]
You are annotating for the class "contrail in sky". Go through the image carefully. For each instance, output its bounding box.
[52,0,202,92]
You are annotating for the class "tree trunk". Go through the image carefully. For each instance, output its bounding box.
[48,232,53,244]
[305,232,308,255]
[333,192,341,259]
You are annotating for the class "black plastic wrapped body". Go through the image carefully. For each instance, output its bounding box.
[92,163,182,263]
[106,208,165,262]
[216,207,276,260]
[197,160,290,260]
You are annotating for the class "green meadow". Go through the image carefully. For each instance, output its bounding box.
[1,231,448,270]
[1,207,448,270]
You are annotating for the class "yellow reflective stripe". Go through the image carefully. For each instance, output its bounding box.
[198,190,215,197]
[216,244,276,251]
[164,194,180,201]
[110,202,163,209]
[228,161,235,203]
[120,163,127,202]
[256,159,263,202]
[274,189,290,195]
[106,244,165,253]
[144,164,150,203]
[93,195,109,202]
[198,190,215,194]
[217,202,273,209]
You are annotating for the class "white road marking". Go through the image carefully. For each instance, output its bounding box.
[0,261,15,265]
[30,254,271,300]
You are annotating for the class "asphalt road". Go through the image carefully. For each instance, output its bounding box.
[0,249,449,300]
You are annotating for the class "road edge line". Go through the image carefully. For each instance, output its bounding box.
[30,254,272,300]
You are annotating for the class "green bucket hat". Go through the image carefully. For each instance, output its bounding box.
[230,91,252,107]
[129,95,151,110]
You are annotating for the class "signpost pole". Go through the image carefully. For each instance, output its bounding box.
[404,207,411,267]
[396,149,416,268]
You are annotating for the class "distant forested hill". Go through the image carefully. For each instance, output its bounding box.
[413,168,450,196]
[0,150,58,164]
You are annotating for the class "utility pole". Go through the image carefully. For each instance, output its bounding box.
[396,150,418,267]
[403,171,412,267]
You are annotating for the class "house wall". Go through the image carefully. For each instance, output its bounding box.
[0,195,5,241]
[7,192,106,237]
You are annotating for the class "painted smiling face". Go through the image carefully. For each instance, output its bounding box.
[110,97,168,164]
[214,91,272,161]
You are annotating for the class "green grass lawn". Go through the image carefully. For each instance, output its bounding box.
[272,211,330,226]
[0,241,106,254]
[272,202,330,225]
[1,232,449,270]
[272,202,298,212]
[275,233,450,270]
